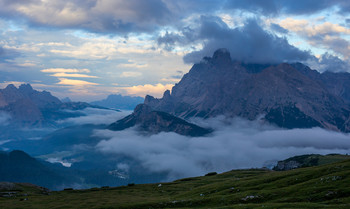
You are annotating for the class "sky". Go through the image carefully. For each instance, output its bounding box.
[0,0,349,101]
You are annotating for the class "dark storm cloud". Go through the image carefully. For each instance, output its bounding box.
[318,53,350,73]
[225,0,350,15]
[178,17,311,64]
[157,31,185,51]
[0,0,173,34]
[324,37,350,59]
[0,0,349,34]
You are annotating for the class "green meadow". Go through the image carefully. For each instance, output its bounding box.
[1,155,350,209]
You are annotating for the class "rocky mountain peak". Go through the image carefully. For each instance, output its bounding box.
[163,90,171,99]
[4,84,17,91]
[18,83,34,93]
[144,49,350,132]
[213,48,231,60]
[210,48,232,65]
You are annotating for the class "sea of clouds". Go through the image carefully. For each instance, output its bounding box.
[95,116,350,180]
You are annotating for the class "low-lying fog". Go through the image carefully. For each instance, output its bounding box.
[3,108,350,183]
[95,116,350,180]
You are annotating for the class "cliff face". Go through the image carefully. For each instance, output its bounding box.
[108,104,211,137]
[145,49,350,132]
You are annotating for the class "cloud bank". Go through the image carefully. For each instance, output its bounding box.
[225,0,350,15]
[59,108,130,125]
[0,0,176,34]
[159,18,312,64]
[0,111,11,126]
[96,117,350,180]
[1,0,349,34]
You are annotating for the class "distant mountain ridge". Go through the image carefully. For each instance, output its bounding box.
[145,49,350,132]
[0,84,102,127]
[91,94,144,110]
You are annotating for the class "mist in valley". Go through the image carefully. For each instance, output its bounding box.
[94,115,350,180]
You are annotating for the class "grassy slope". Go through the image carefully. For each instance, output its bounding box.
[1,157,350,208]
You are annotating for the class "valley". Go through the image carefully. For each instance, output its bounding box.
[1,155,350,208]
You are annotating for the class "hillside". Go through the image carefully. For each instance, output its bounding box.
[1,155,350,208]
[0,150,79,190]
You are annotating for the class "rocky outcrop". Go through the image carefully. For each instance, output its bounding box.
[274,160,301,171]
[145,49,350,132]
[272,154,350,171]
[108,104,211,136]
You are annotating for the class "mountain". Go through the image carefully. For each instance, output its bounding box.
[61,97,72,103]
[91,94,144,110]
[0,84,104,127]
[2,156,350,208]
[145,49,350,132]
[292,63,350,104]
[108,104,211,136]
[0,84,61,126]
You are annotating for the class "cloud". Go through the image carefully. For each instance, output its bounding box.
[346,18,350,25]
[280,18,350,60]
[118,63,148,69]
[40,68,99,86]
[57,78,99,86]
[270,23,289,34]
[0,0,173,34]
[0,111,11,126]
[41,68,91,73]
[96,117,350,180]
[120,72,142,78]
[50,73,98,78]
[225,0,350,16]
[1,0,348,36]
[317,53,350,72]
[0,81,23,88]
[179,17,311,64]
[58,108,131,125]
[0,46,20,61]
[280,19,350,36]
[49,41,119,60]
[116,83,174,98]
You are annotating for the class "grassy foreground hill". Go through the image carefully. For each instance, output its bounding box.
[1,155,350,208]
